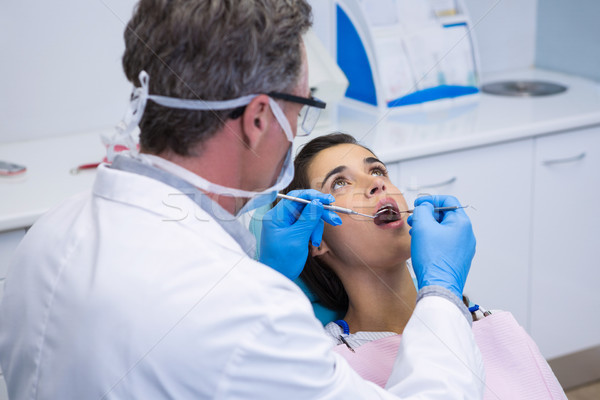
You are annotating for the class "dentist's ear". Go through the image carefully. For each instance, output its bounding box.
[310,241,329,258]
[241,94,271,150]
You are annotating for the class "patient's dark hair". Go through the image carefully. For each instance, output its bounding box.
[284,133,373,312]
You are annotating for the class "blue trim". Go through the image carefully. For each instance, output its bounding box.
[336,5,378,106]
[443,22,467,28]
[334,319,350,335]
[387,85,479,107]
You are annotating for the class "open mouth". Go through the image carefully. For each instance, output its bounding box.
[373,202,401,226]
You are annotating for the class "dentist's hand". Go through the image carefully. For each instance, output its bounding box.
[259,189,342,280]
[407,195,476,299]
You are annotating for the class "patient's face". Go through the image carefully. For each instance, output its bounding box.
[307,144,411,269]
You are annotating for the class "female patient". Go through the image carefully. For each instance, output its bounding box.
[284,133,566,399]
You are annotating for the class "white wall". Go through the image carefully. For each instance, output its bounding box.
[307,0,336,56]
[463,0,538,79]
[536,0,600,83]
[0,0,137,144]
[0,0,538,145]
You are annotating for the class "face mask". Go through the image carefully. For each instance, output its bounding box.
[110,70,296,216]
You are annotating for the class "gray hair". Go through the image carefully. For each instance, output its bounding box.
[122,0,312,156]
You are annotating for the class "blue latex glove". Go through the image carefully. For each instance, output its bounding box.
[407,195,476,299]
[259,189,342,280]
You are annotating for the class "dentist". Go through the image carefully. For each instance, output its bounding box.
[0,1,483,399]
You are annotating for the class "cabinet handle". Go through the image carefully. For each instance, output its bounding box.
[410,176,457,191]
[542,152,586,166]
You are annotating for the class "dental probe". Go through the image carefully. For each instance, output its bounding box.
[276,193,375,218]
[277,194,468,218]
[376,205,469,216]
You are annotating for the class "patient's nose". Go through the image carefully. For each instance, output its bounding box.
[368,178,386,196]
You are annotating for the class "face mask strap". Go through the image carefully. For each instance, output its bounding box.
[108,71,260,162]
[104,71,151,162]
[109,71,296,214]
[267,98,294,142]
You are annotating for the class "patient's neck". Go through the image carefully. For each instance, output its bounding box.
[341,262,417,335]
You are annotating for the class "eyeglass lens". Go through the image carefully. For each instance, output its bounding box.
[298,104,322,136]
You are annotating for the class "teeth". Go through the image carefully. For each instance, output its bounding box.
[376,204,397,215]
[374,202,401,226]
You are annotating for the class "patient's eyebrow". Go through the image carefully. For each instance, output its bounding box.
[320,165,346,189]
[365,156,385,166]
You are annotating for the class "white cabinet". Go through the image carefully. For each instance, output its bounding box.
[530,126,600,359]
[0,228,26,299]
[383,125,600,362]
[0,279,4,399]
[0,278,4,400]
[0,228,26,286]
[0,229,26,274]
[392,140,534,327]
[0,228,26,400]
[0,375,6,400]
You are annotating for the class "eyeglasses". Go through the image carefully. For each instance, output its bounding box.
[268,92,326,136]
[229,92,326,137]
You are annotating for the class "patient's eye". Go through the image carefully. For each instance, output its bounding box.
[371,166,388,177]
[331,177,349,191]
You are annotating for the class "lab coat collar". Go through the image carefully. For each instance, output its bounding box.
[105,155,257,258]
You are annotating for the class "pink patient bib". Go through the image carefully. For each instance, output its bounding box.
[333,311,567,399]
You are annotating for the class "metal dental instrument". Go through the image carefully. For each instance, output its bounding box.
[277,194,468,219]
[276,193,375,218]
[377,205,470,216]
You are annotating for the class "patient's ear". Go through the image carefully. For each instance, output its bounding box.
[310,241,329,258]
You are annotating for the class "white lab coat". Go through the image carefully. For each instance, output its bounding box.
[0,164,484,399]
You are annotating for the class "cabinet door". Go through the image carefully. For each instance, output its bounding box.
[0,229,26,400]
[531,126,600,359]
[0,282,5,400]
[0,229,27,279]
[395,140,534,328]
[0,376,6,400]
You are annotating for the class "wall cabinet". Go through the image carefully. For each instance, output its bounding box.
[392,140,534,327]
[530,126,600,358]
[384,125,599,360]
[0,229,26,282]
[0,229,23,400]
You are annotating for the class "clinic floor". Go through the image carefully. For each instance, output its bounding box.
[565,380,600,400]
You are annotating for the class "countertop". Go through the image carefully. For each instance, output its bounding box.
[296,68,600,163]
[0,131,106,231]
[2,68,599,232]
